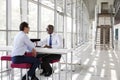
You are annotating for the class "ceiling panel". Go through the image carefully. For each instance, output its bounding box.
[49,0,97,19]
[83,0,97,19]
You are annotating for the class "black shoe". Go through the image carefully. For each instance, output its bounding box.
[22,75,30,80]
[31,76,39,80]
[44,72,52,77]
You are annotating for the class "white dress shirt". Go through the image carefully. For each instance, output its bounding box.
[39,33,63,49]
[11,31,35,57]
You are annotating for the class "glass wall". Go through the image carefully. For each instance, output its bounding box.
[0,0,6,45]
[28,1,38,38]
[8,0,21,45]
[0,0,6,30]
[41,0,54,8]
[28,1,37,31]
[0,0,90,49]
[11,0,21,30]
[40,6,54,40]
[41,7,54,31]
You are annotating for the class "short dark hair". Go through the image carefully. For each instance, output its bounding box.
[19,22,29,31]
[47,25,54,30]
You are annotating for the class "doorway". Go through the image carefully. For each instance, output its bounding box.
[115,29,119,40]
[101,2,108,13]
[100,27,110,44]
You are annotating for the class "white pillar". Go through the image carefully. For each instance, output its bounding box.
[6,0,11,45]
[21,0,28,22]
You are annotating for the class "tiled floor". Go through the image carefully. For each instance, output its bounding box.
[1,41,120,80]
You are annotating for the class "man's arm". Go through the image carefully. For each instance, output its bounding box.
[37,37,48,47]
[31,48,37,57]
[52,35,63,49]
[24,35,35,51]
[24,36,37,57]
[44,45,52,48]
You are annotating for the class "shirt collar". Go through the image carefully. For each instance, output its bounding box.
[50,32,55,36]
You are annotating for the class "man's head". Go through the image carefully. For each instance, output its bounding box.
[46,25,54,34]
[19,22,30,33]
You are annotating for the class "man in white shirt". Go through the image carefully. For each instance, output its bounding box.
[37,25,63,77]
[11,22,40,80]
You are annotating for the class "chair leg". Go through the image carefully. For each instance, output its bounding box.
[39,65,41,80]
[58,62,61,80]
[20,69,22,80]
[8,62,11,80]
[26,69,28,80]
[1,60,2,80]
[11,68,14,80]
[52,62,60,80]
[52,64,54,80]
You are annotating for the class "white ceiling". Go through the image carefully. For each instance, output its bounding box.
[83,0,97,19]
[46,0,97,19]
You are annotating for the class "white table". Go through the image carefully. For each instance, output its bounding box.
[36,47,72,80]
[36,47,71,54]
[0,46,71,54]
[0,46,72,80]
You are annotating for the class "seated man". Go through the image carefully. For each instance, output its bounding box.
[11,22,40,80]
[36,24,63,77]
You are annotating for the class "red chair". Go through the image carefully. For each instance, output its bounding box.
[1,56,11,61]
[0,55,11,80]
[11,63,31,80]
[49,59,60,80]
[10,52,34,80]
[50,60,60,64]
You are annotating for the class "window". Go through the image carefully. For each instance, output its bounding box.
[0,0,6,30]
[57,14,63,32]
[0,32,6,45]
[67,17,72,48]
[11,0,21,30]
[8,31,18,45]
[40,32,48,41]
[28,1,37,31]
[41,7,54,31]
[7,0,21,45]
[41,0,54,8]
[0,0,6,45]
[28,32,37,39]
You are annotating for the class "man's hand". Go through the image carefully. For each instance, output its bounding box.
[44,45,52,48]
[32,48,37,57]
[35,41,38,46]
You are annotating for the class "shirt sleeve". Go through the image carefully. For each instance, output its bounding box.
[38,38,48,47]
[52,35,63,49]
[24,35,35,51]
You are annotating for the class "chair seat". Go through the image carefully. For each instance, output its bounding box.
[1,56,11,61]
[50,59,60,63]
[11,63,31,69]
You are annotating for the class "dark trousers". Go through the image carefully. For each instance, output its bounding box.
[12,56,41,77]
[36,54,61,73]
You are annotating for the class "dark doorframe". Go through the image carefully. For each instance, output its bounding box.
[115,29,119,40]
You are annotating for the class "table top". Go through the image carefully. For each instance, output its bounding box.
[36,47,71,54]
[0,46,72,54]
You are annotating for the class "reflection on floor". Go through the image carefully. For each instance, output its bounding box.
[1,42,120,80]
